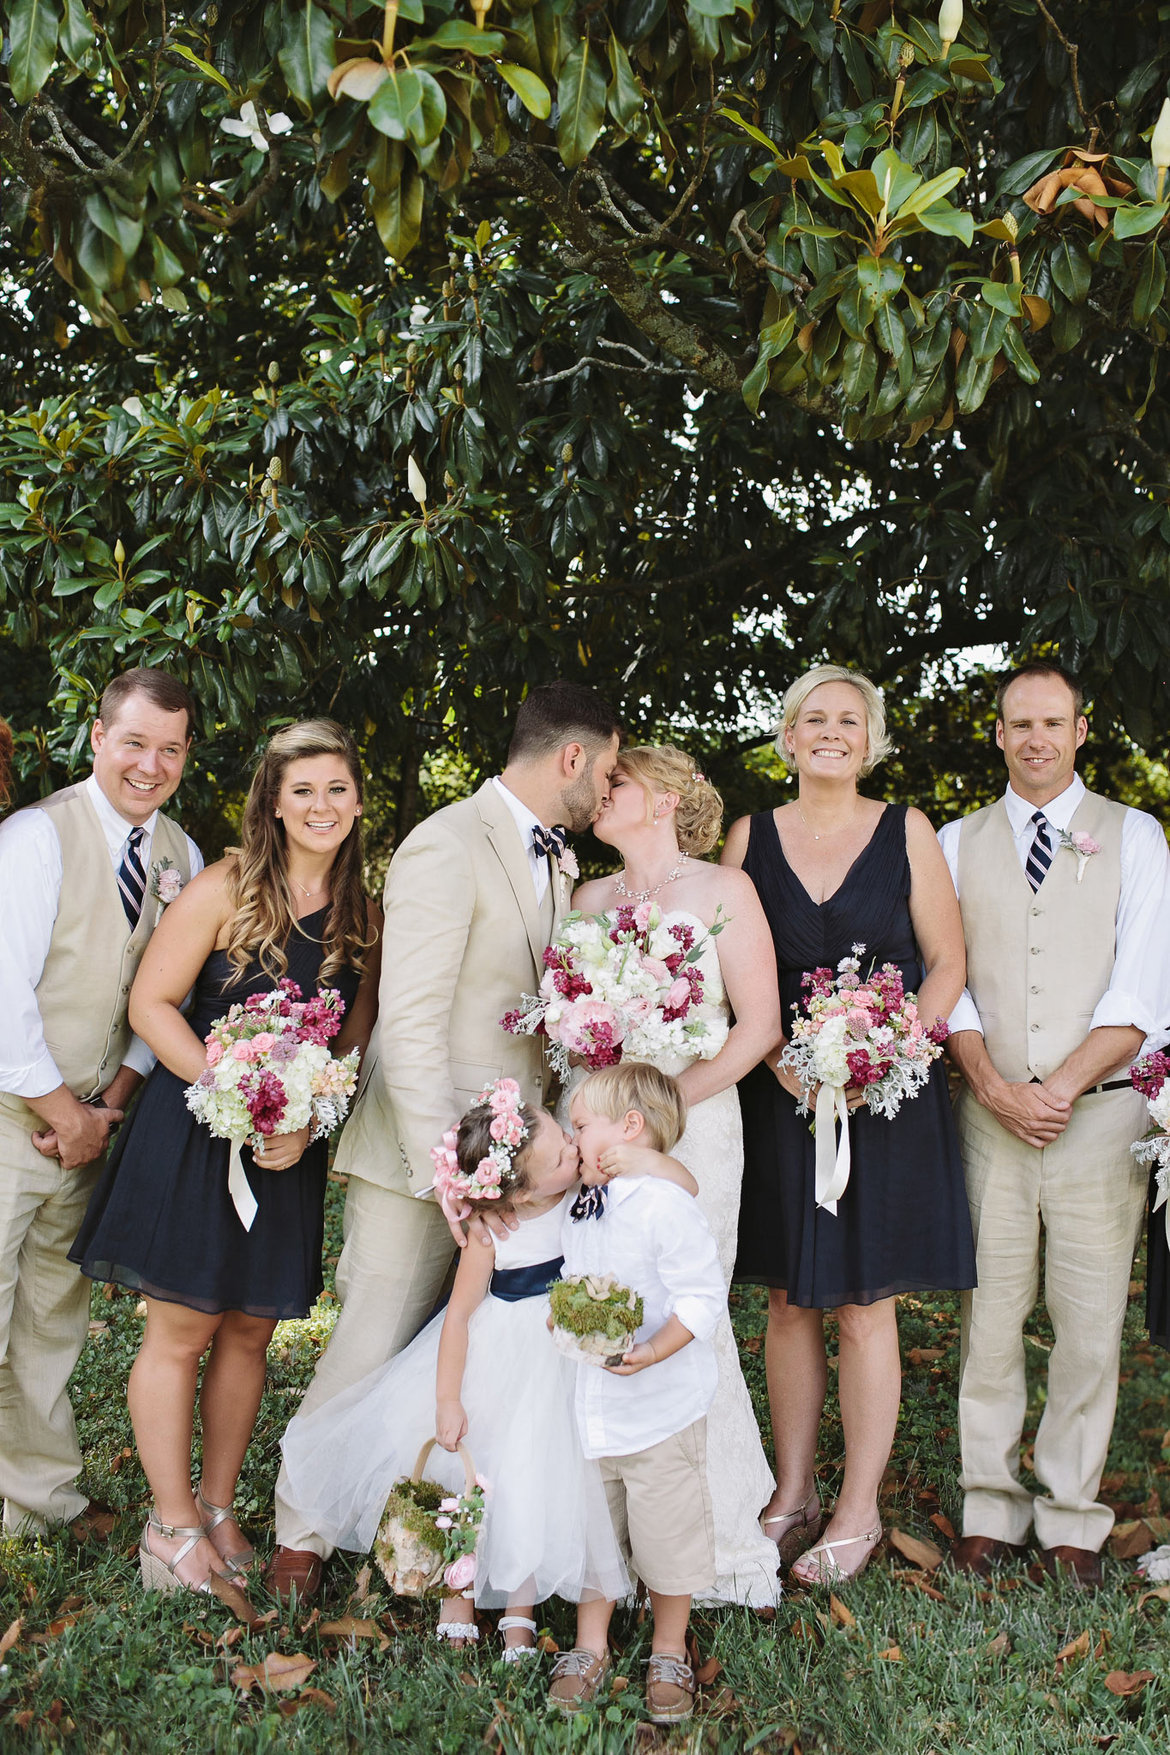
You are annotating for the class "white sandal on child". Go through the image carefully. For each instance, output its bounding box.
[436,1618,479,1645]
[498,1615,538,1663]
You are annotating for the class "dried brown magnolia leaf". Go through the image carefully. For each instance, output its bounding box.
[1104,1669,1155,1697]
[906,1347,945,1365]
[1109,1520,1154,1559]
[1137,1585,1170,1608]
[986,1632,1012,1657]
[797,322,817,354]
[537,1634,560,1654]
[703,1686,741,1716]
[828,1594,856,1629]
[610,1675,629,1694]
[1022,295,1051,331]
[1055,1629,1092,1667]
[877,1645,902,1661]
[694,1653,723,1685]
[231,1652,317,1694]
[0,1618,21,1661]
[888,1529,943,1570]
[930,1512,957,1542]
[317,1616,389,1650]
[351,1563,373,1603]
[217,1625,245,1650]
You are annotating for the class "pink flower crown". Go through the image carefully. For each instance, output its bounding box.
[430,1077,530,1204]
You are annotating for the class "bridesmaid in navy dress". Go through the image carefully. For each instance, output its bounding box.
[723,665,975,1584]
[72,721,380,1598]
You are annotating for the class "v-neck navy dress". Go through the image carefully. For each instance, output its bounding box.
[735,805,976,1308]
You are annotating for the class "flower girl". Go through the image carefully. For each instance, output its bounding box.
[281,1078,637,1658]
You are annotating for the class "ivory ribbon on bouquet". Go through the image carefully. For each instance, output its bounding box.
[1153,1170,1170,1254]
[228,1139,259,1231]
[814,1082,851,1215]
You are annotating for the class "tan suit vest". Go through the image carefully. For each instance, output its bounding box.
[12,783,191,1102]
[956,791,1126,1082]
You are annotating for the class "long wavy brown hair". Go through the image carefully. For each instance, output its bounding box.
[223,720,374,985]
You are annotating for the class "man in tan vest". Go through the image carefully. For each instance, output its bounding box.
[0,669,199,1536]
[267,681,622,1601]
[939,661,1169,1587]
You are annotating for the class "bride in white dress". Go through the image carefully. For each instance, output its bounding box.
[567,745,784,1608]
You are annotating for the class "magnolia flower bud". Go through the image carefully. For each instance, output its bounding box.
[1152,98,1170,173]
[267,361,280,383]
[407,454,427,507]
[468,274,479,292]
[1001,210,1018,243]
[114,538,126,569]
[938,0,963,54]
[406,342,418,363]
[266,456,282,482]
[444,470,456,491]
[376,328,386,347]
[561,442,573,464]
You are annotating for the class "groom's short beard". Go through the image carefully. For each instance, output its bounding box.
[559,769,602,834]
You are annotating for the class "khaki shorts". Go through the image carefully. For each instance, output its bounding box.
[598,1419,715,1597]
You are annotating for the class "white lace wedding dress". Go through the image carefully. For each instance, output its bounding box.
[562,908,781,1608]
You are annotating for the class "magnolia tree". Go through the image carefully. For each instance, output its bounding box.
[2,0,1169,813]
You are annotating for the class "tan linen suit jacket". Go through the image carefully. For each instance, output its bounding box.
[333,778,566,1196]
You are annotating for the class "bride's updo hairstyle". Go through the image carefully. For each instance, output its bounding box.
[616,744,723,857]
[224,718,373,985]
[776,664,893,778]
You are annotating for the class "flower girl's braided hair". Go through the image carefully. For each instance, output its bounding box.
[616,744,724,856]
[431,1079,542,1214]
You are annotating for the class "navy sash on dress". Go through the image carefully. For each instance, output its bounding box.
[489,1256,564,1302]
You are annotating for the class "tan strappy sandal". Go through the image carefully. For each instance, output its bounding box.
[790,1522,883,1587]
[196,1483,255,1578]
[762,1488,823,1566]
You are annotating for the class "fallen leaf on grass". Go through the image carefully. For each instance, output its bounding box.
[0,1618,21,1660]
[693,1654,723,1685]
[828,1594,856,1629]
[350,1563,373,1604]
[1055,1630,1092,1670]
[32,1609,88,1641]
[986,1633,1012,1657]
[208,1574,264,1625]
[1137,1586,1170,1609]
[276,1687,337,1717]
[216,1625,246,1650]
[906,1347,945,1365]
[930,1512,956,1542]
[887,1530,943,1570]
[317,1616,391,1651]
[877,1645,902,1661]
[231,1652,317,1693]
[1104,1670,1155,1697]
[789,1616,821,1643]
[1109,1520,1154,1559]
[892,1568,946,1603]
[610,1676,629,1694]
[537,1634,559,1654]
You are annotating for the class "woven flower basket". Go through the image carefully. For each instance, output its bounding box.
[373,1437,478,1598]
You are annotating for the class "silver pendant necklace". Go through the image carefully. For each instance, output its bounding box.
[613,853,689,904]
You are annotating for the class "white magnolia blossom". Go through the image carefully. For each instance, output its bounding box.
[221,100,293,152]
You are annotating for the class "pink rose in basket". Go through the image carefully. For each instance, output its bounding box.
[444,1553,476,1592]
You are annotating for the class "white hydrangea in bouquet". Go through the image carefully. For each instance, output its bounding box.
[185,978,359,1229]
[1129,1050,1170,1245]
[781,944,949,1215]
[501,902,729,1079]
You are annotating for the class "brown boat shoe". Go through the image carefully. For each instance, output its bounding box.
[548,1647,612,1713]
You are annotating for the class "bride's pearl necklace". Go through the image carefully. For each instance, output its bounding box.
[613,853,689,904]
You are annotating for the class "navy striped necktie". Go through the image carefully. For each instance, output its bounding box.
[1025,811,1053,892]
[117,826,147,928]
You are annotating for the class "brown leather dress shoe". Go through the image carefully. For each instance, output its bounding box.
[949,1534,1029,1577]
[263,1545,325,1603]
[1028,1545,1103,1590]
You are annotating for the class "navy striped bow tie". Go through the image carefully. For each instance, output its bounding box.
[117,826,147,928]
[532,824,568,861]
[569,1183,608,1222]
[1025,811,1053,892]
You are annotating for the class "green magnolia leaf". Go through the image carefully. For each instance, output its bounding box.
[856,255,905,309]
[1068,592,1098,643]
[166,42,234,93]
[60,0,90,63]
[8,0,60,104]
[409,69,447,148]
[914,204,974,244]
[955,347,994,414]
[497,61,552,120]
[606,32,642,133]
[686,0,737,16]
[411,20,506,54]
[556,40,607,170]
[998,320,1040,384]
[995,147,1063,200]
[719,107,782,159]
[894,166,965,219]
[835,170,884,218]
[979,280,1022,316]
[840,336,879,404]
[372,158,424,260]
[368,68,424,142]
[871,149,922,215]
[1050,237,1091,304]
[278,2,335,111]
[966,301,1008,363]
[1112,204,1168,241]
[742,313,796,414]
[1134,241,1167,325]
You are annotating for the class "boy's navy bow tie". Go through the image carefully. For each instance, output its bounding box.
[569,1184,608,1221]
[532,824,568,860]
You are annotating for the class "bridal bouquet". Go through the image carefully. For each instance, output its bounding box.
[1130,1050,1170,1243]
[781,944,948,1215]
[501,904,729,1079]
[549,1272,645,1368]
[185,978,360,1230]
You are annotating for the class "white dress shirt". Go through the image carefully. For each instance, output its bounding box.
[937,775,1170,1050]
[492,776,550,904]
[0,773,203,1097]
[560,1176,725,1459]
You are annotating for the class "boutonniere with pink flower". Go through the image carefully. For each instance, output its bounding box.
[1055,827,1101,883]
[150,856,184,907]
[557,846,579,883]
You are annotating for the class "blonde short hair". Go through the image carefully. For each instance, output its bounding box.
[576,1062,687,1154]
[616,744,723,856]
[775,664,893,777]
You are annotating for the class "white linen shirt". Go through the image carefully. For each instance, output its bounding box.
[491,776,550,904]
[937,775,1170,1051]
[0,773,203,1096]
[560,1176,725,1460]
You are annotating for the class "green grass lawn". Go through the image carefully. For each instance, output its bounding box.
[4,1176,1170,1753]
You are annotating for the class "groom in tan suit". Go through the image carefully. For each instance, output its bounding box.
[268,682,621,1598]
[938,661,1169,1588]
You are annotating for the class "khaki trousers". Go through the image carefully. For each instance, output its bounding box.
[957,1085,1148,1551]
[0,1102,102,1532]
[274,1175,455,1556]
